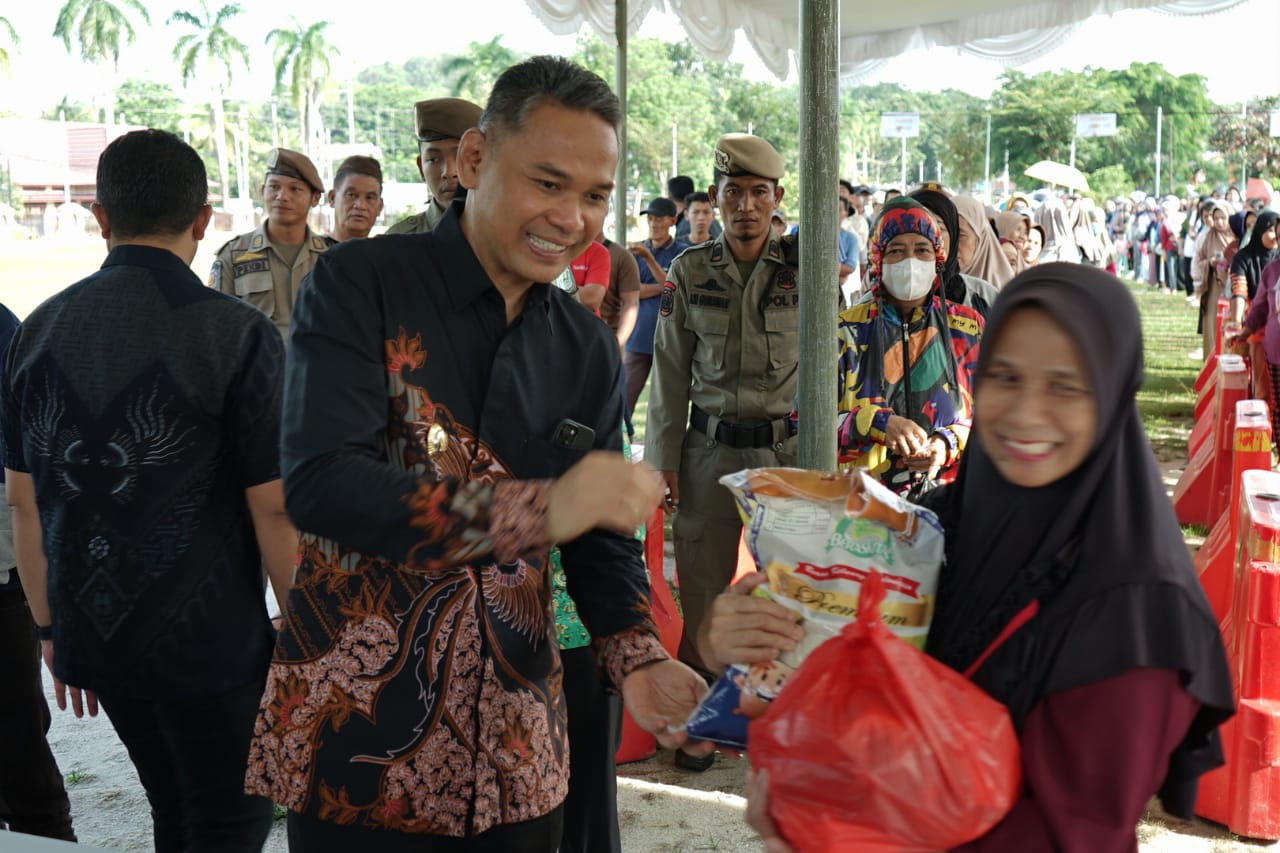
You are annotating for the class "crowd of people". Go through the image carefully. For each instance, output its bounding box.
[0,51,1270,852]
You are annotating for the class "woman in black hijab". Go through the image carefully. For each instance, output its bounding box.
[711,264,1234,851]
[910,184,1000,318]
[1229,210,1280,322]
[920,264,1233,847]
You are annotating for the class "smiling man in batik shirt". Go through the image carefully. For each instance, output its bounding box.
[245,57,708,853]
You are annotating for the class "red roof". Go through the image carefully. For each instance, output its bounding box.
[0,119,144,190]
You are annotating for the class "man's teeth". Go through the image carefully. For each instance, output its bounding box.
[529,235,566,252]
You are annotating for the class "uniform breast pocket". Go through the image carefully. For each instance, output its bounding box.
[684,309,729,369]
[521,438,590,479]
[233,271,276,318]
[763,308,799,369]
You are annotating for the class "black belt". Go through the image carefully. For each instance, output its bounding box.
[690,405,795,449]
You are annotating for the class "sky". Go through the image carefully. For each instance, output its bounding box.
[1,0,1277,119]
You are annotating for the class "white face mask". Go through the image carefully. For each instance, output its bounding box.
[880,257,936,302]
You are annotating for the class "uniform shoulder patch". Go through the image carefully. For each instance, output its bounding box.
[709,241,724,263]
[659,281,677,317]
[776,268,797,291]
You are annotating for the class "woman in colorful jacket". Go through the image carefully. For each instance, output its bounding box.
[836,197,984,496]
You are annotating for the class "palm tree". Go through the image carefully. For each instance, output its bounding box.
[0,17,17,74]
[169,2,249,210]
[53,0,151,126]
[442,36,520,103]
[266,18,339,162]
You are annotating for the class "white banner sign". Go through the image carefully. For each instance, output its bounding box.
[1075,113,1117,138]
[880,112,920,139]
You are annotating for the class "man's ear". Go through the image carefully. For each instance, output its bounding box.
[707,184,718,207]
[327,189,336,207]
[457,127,487,191]
[774,185,786,206]
[90,203,111,240]
[310,192,322,209]
[416,154,427,182]
[191,204,213,242]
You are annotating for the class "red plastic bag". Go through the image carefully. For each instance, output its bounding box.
[748,571,1022,853]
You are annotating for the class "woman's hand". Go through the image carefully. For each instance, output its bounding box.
[884,415,928,458]
[903,435,949,479]
[698,573,805,672]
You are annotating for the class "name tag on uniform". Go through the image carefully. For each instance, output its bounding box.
[232,251,270,278]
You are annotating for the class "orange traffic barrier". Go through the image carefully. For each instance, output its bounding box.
[1176,356,1251,526]
[1196,400,1272,621]
[1198,561,1280,838]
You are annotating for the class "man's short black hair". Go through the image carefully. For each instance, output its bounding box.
[668,175,695,201]
[685,191,711,206]
[838,178,855,195]
[479,56,620,143]
[96,129,207,239]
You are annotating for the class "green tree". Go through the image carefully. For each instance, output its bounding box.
[0,16,17,74]
[170,2,250,209]
[115,79,187,130]
[442,36,521,103]
[1208,96,1280,187]
[53,0,151,125]
[266,18,339,161]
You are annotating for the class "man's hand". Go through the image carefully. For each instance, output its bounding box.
[661,470,680,512]
[546,452,663,543]
[903,435,948,480]
[41,640,98,718]
[746,768,796,853]
[884,414,928,458]
[627,242,654,261]
[620,659,709,750]
[699,573,804,671]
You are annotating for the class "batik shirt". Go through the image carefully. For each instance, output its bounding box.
[836,294,983,493]
[245,206,667,836]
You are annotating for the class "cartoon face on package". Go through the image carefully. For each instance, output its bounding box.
[725,467,944,650]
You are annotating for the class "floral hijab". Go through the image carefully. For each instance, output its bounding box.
[867,197,946,295]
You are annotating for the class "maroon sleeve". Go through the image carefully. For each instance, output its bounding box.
[952,668,1200,853]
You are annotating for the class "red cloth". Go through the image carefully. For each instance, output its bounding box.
[571,242,610,290]
[953,667,1199,852]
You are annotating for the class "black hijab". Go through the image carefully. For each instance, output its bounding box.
[910,187,995,318]
[923,263,1233,817]
[1230,210,1280,300]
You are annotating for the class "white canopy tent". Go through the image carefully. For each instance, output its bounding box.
[524,0,1249,469]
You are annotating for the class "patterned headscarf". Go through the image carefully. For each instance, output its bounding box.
[867,197,946,292]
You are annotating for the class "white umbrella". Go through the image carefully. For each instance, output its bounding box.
[1024,160,1091,192]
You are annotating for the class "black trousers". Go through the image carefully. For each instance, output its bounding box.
[287,806,563,852]
[0,584,76,840]
[97,679,273,853]
[559,645,622,853]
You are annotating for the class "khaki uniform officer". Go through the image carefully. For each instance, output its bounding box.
[211,148,334,340]
[648,134,799,677]
[385,97,482,235]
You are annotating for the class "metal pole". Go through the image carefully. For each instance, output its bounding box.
[797,0,839,472]
[671,121,678,179]
[1154,105,1162,198]
[899,136,906,193]
[347,74,356,145]
[1069,115,1077,170]
[614,0,627,246]
[984,110,992,196]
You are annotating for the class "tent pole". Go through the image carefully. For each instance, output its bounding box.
[797,0,839,471]
[614,0,628,246]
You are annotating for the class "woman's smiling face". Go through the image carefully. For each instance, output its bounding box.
[976,306,1097,488]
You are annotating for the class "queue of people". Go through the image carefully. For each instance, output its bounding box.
[0,52,1253,853]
